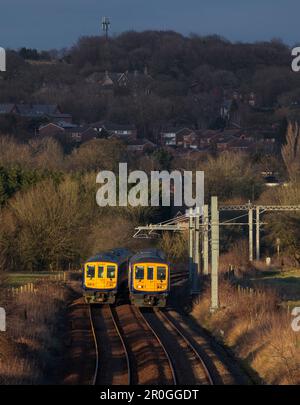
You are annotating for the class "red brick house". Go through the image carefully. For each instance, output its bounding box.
[38,122,65,138]
[127,138,157,153]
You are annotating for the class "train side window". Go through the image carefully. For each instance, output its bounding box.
[157,266,166,281]
[147,267,154,280]
[135,266,144,280]
[98,266,104,278]
[87,265,95,279]
[107,266,116,279]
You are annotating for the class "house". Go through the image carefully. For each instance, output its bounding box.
[227,138,255,153]
[196,130,217,148]
[183,132,198,149]
[39,122,99,143]
[48,112,73,124]
[0,103,18,114]
[91,121,137,140]
[17,104,61,118]
[0,103,73,123]
[65,126,98,143]
[38,122,65,138]
[127,138,157,153]
[161,127,194,147]
[87,68,153,95]
[211,133,236,151]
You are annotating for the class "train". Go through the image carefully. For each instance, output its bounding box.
[128,249,170,307]
[83,248,132,304]
[83,248,170,307]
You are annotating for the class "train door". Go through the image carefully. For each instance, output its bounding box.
[157,265,168,291]
[133,265,145,290]
[146,265,155,291]
[106,265,117,289]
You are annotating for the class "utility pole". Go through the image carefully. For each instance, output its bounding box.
[256,206,260,261]
[188,208,194,285]
[248,204,253,262]
[102,17,111,40]
[192,207,201,293]
[203,204,209,275]
[210,197,219,312]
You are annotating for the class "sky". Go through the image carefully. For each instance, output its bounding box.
[0,0,299,50]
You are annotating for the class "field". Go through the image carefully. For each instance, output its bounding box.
[190,263,300,385]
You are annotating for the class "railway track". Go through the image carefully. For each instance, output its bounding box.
[115,304,176,384]
[89,304,176,385]
[136,307,177,384]
[142,308,214,385]
[159,310,214,384]
[85,302,250,385]
[89,304,131,385]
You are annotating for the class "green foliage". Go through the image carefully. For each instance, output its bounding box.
[0,165,63,206]
[201,152,264,202]
[152,148,173,171]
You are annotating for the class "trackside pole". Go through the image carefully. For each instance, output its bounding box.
[210,196,219,312]
[188,208,194,286]
[192,206,201,293]
[249,205,253,262]
[203,204,209,275]
[256,206,260,261]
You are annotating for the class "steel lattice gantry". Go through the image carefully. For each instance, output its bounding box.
[219,203,300,261]
[133,200,300,311]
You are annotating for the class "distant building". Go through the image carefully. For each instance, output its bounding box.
[0,103,73,123]
[91,121,137,141]
[0,103,18,114]
[160,127,194,147]
[127,138,157,153]
[38,122,99,143]
[86,68,153,96]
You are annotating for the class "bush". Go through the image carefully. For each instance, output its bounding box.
[0,177,97,271]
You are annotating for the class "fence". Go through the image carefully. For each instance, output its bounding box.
[6,271,68,297]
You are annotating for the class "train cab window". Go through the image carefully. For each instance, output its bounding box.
[87,265,95,279]
[98,266,104,278]
[135,266,144,280]
[107,266,116,279]
[147,267,154,280]
[157,267,166,281]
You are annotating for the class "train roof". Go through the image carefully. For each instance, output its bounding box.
[129,249,167,264]
[85,248,132,265]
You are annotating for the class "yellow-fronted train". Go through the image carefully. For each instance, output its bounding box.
[128,248,170,307]
[83,248,132,304]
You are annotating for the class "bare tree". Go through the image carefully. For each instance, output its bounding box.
[282,122,300,181]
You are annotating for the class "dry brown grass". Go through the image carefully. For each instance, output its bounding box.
[0,136,64,170]
[0,281,70,384]
[219,240,250,274]
[192,280,300,384]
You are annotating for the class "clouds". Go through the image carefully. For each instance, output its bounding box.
[0,0,299,49]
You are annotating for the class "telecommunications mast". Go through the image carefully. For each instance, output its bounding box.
[102,17,111,40]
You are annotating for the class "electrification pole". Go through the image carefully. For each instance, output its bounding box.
[211,197,219,311]
[203,204,209,275]
[248,205,253,262]
[188,208,194,285]
[256,206,260,261]
[192,207,201,293]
